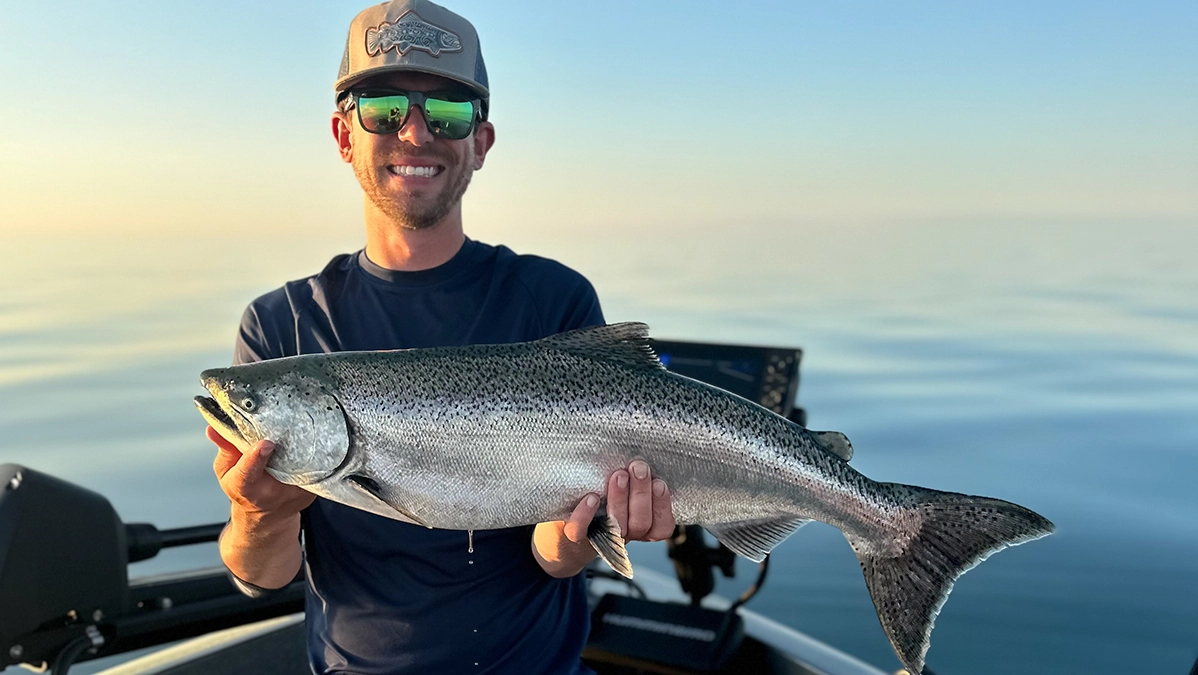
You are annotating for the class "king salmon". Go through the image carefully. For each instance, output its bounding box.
[195,322,1053,673]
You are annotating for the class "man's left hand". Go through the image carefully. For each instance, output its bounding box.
[575,460,675,543]
[599,460,675,539]
[533,460,675,578]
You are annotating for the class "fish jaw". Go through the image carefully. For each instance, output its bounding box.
[197,369,264,451]
[194,394,254,453]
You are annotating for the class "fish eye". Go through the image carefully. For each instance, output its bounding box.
[241,397,257,411]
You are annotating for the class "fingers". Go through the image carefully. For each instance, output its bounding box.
[625,460,654,540]
[562,493,600,543]
[238,440,276,481]
[607,461,675,542]
[607,470,629,538]
[218,439,275,497]
[645,479,675,541]
[209,426,242,478]
[211,436,314,517]
[206,425,239,452]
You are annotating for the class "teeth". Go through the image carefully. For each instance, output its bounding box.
[390,165,440,177]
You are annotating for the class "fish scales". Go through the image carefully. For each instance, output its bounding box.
[324,341,884,537]
[195,321,1053,675]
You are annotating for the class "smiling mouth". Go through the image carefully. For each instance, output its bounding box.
[387,165,443,178]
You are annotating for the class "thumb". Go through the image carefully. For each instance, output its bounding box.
[563,494,600,543]
[235,440,276,481]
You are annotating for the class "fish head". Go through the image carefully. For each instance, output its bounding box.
[194,361,350,486]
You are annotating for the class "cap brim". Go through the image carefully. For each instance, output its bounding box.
[335,64,489,101]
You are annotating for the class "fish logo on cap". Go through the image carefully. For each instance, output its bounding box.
[365,11,462,58]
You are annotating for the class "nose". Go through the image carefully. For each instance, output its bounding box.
[397,105,435,145]
[199,368,227,391]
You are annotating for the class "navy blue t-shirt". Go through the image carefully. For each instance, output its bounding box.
[232,239,604,675]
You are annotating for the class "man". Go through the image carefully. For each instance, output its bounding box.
[205,1,675,673]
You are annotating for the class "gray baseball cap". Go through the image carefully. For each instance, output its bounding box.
[335,0,489,109]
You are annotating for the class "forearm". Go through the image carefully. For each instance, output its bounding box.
[220,506,304,590]
[532,521,598,578]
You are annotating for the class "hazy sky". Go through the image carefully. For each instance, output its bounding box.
[0,1,1194,237]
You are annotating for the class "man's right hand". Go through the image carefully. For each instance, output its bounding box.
[208,427,313,590]
[210,427,315,517]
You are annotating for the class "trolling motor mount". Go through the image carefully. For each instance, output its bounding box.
[0,464,304,673]
[667,525,737,606]
[0,464,129,671]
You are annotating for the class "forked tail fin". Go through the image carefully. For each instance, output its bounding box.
[844,486,1054,674]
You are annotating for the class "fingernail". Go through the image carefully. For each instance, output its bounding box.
[632,462,648,480]
[586,494,599,508]
[653,480,666,496]
[260,441,274,455]
[616,473,628,489]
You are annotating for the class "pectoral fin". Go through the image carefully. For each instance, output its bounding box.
[345,474,432,528]
[705,516,811,562]
[587,512,633,578]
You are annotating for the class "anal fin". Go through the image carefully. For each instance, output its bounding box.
[587,512,633,578]
[705,516,811,562]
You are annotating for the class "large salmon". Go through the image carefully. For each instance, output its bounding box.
[195,322,1052,673]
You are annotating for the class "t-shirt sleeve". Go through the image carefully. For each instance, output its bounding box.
[515,258,605,334]
[233,304,273,366]
[232,287,298,365]
[556,275,605,332]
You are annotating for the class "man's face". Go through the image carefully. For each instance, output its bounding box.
[333,71,494,231]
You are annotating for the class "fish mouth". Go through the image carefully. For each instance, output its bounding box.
[194,394,254,452]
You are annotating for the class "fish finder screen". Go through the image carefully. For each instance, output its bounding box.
[649,339,801,417]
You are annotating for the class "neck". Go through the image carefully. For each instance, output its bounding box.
[363,200,466,271]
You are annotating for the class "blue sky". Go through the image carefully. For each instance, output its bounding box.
[0,1,1194,235]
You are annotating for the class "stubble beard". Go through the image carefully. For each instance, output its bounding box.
[355,146,475,231]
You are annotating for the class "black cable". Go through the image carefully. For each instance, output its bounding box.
[49,634,93,675]
[586,568,648,599]
[727,554,770,614]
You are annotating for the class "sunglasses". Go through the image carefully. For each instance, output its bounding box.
[347,88,481,140]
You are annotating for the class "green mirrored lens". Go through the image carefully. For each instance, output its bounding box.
[358,94,410,133]
[423,98,476,139]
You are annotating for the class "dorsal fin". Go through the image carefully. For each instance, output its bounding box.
[810,430,854,461]
[539,322,665,372]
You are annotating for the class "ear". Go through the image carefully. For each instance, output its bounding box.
[332,112,354,163]
[472,120,496,170]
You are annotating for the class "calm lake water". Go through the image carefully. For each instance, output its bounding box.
[1,220,1195,674]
